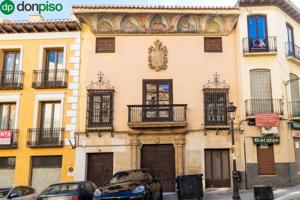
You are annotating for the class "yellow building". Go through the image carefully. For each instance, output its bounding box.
[0,15,81,192]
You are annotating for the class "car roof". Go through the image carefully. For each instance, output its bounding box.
[49,181,91,186]
[114,169,150,174]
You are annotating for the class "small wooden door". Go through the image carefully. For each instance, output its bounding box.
[205,149,230,188]
[141,144,176,192]
[294,138,300,174]
[87,153,113,187]
[257,144,275,175]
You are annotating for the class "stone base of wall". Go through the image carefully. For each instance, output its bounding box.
[246,163,300,188]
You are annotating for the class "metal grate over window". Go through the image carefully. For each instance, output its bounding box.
[87,90,113,129]
[204,89,229,126]
[0,157,16,169]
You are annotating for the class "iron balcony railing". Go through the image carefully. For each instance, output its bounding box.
[0,71,24,89]
[27,128,64,147]
[290,101,300,118]
[128,104,187,123]
[245,99,283,117]
[242,36,277,54]
[0,129,18,149]
[286,42,300,61]
[32,69,68,88]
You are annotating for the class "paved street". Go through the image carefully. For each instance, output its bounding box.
[163,185,300,200]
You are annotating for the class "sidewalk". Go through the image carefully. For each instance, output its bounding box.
[163,184,300,200]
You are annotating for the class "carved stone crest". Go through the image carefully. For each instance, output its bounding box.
[148,40,168,72]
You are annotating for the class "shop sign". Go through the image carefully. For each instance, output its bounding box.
[253,137,280,145]
[0,130,12,145]
[255,113,280,127]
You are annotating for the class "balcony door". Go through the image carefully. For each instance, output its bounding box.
[39,102,61,144]
[287,24,294,55]
[45,49,64,83]
[0,103,15,129]
[250,69,273,113]
[143,80,173,121]
[247,15,268,52]
[2,51,20,84]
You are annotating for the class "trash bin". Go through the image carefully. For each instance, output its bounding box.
[176,174,203,200]
[253,185,273,200]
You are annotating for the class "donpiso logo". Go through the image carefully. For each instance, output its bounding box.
[0,0,63,15]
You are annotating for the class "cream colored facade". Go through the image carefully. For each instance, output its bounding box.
[74,6,245,191]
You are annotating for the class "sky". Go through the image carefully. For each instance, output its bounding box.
[0,0,300,20]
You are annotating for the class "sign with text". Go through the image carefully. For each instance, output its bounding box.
[0,130,12,145]
[253,137,280,145]
[255,113,280,127]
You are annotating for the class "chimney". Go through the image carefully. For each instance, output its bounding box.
[28,14,44,22]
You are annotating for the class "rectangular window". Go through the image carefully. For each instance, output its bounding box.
[96,38,115,53]
[247,15,268,51]
[204,37,222,52]
[257,144,276,175]
[0,103,16,129]
[143,80,173,121]
[87,91,113,128]
[2,51,20,84]
[0,157,16,187]
[45,49,64,71]
[287,23,294,55]
[40,102,61,129]
[204,89,228,126]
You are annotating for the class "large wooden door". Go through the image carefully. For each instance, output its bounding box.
[205,149,230,188]
[87,153,113,187]
[257,144,275,175]
[141,144,175,192]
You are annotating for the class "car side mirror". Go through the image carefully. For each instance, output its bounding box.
[9,193,18,199]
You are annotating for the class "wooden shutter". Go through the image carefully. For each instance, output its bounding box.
[204,37,222,52]
[95,37,115,53]
[257,144,276,175]
[290,73,300,101]
[250,69,272,99]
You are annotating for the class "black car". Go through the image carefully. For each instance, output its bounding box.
[94,169,163,200]
[37,181,97,200]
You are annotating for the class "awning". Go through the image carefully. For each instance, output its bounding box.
[291,121,300,130]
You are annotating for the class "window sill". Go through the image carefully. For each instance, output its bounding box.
[244,51,277,57]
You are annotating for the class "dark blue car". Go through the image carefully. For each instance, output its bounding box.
[93,169,163,200]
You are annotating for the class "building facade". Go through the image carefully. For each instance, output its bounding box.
[73,5,245,191]
[237,0,300,187]
[0,15,81,192]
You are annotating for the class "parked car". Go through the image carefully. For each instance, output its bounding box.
[37,181,97,200]
[93,169,163,200]
[0,186,37,200]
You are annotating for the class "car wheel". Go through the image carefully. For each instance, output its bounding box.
[158,189,163,200]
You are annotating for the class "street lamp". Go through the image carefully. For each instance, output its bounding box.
[227,102,240,200]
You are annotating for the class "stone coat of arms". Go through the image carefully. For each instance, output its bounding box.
[148,40,168,71]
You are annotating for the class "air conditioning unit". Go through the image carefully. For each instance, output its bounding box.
[261,127,279,135]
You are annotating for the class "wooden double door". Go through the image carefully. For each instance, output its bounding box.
[141,144,176,192]
[205,149,230,188]
[87,153,113,187]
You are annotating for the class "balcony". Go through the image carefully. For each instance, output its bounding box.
[286,42,300,65]
[245,99,283,117]
[242,36,277,56]
[32,69,68,89]
[0,71,24,89]
[0,129,18,149]
[290,101,300,120]
[27,128,64,147]
[127,104,187,128]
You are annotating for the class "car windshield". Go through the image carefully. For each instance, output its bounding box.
[0,188,10,198]
[110,171,149,184]
[41,184,79,195]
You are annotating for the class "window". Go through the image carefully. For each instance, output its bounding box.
[287,23,294,55]
[0,157,15,169]
[95,38,115,53]
[204,37,222,52]
[143,80,173,121]
[247,15,268,51]
[0,103,16,129]
[204,89,228,126]
[45,49,64,71]
[87,90,113,129]
[290,73,300,101]
[2,51,20,84]
[257,144,276,175]
[40,102,61,129]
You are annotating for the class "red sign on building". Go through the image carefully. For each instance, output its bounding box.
[255,113,280,127]
[0,130,12,145]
